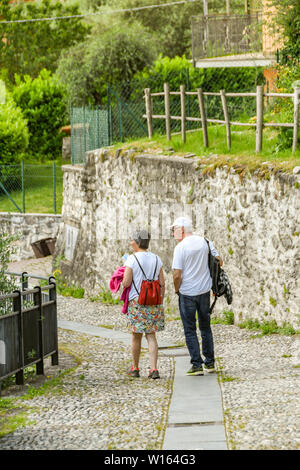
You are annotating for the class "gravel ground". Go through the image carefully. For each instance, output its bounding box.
[1,257,300,450]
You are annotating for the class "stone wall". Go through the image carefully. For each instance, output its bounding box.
[0,212,62,261]
[55,148,300,328]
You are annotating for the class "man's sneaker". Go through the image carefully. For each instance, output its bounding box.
[148,369,160,379]
[203,363,215,373]
[127,366,140,378]
[186,365,204,376]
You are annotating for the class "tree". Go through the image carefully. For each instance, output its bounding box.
[109,0,203,58]
[267,0,300,64]
[0,0,91,82]
[0,90,29,165]
[56,20,157,106]
[12,69,68,160]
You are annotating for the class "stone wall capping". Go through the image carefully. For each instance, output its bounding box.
[62,164,84,174]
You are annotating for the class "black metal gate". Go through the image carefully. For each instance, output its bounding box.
[0,273,59,392]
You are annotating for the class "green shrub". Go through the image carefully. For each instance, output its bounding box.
[130,55,264,128]
[12,69,67,161]
[0,229,18,316]
[132,55,264,96]
[267,64,300,151]
[0,91,29,165]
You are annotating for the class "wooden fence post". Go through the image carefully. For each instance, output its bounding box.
[144,88,153,139]
[164,83,171,141]
[220,89,231,149]
[197,88,208,147]
[256,85,264,153]
[292,87,299,154]
[180,85,186,143]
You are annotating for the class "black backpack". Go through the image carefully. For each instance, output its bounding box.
[205,238,233,314]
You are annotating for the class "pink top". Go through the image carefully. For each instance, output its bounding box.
[109,266,130,314]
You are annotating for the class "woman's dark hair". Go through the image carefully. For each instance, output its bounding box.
[132,229,151,249]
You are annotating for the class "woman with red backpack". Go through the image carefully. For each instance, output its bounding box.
[122,229,165,379]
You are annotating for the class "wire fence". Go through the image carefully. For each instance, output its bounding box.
[70,67,263,163]
[0,163,63,214]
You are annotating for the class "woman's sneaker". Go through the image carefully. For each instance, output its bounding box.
[203,363,215,373]
[148,369,160,379]
[186,365,204,376]
[127,366,140,378]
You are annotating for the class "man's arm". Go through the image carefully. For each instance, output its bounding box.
[173,269,182,293]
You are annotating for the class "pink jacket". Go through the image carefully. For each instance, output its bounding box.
[109,266,130,314]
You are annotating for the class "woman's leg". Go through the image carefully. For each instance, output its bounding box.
[145,333,158,370]
[131,332,143,368]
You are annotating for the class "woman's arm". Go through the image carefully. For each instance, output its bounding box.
[158,268,165,302]
[122,266,133,288]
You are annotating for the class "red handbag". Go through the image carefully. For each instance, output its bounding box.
[132,255,162,306]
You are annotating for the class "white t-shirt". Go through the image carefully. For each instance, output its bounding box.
[172,235,219,296]
[125,251,163,301]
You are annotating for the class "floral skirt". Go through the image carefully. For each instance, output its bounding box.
[127,299,165,334]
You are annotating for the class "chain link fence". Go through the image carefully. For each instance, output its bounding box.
[0,163,63,214]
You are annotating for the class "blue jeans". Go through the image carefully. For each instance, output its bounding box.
[178,292,214,367]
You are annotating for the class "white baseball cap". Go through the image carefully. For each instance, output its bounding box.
[170,216,193,229]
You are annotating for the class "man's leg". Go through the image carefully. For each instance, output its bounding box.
[179,294,203,367]
[197,291,215,366]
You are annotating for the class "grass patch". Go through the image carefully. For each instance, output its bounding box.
[0,397,34,439]
[89,287,122,305]
[211,310,235,325]
[115,126,300,173]
[52,269,85,299]
[0,163,64,214]
[238,319,299,336]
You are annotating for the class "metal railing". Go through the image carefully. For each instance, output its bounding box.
[191,13,265,61]
[0,272,59,392]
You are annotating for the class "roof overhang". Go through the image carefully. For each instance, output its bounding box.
[194,53,277,68]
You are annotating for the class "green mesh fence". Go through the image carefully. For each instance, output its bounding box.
[0,163,63,214]
[70,106,109,164]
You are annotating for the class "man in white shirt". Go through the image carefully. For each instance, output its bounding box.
[171,216,222,376]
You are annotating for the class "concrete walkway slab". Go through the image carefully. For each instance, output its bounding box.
[57,319,177,349]
[163,423,227,450]
[163,356,227,450]
[58,319,227,450]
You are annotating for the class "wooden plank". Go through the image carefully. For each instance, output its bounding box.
[264,93,293,98]
[256,85,264,153]
[197,88,208,147]
[292,87,300,154]
[164,83,171,141]
[144,88,153,139]
[264,122,294,128]
[207,118,226,124]
[180,85,186,143]
[186,117,202,121]
[220,89,231,149]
